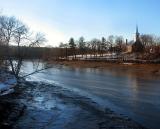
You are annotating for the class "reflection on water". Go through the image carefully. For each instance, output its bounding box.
[22,61,160,129]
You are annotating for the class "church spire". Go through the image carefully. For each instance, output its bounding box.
[136,25,140,41]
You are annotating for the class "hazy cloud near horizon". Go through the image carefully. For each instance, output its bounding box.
[0,0,160,46]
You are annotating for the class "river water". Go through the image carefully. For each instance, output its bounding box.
[22,61,160,129]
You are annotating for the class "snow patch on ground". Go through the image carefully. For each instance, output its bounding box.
[0,70,17,96]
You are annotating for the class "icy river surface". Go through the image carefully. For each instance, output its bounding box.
[21,61,160,129]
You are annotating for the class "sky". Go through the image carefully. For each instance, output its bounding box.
[0,0,160,46]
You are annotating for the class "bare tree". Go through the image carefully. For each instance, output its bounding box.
[141,34,154,47]
[107,35,114,53]
[115,36,124,54]
[86,41,91,58]
[0,15,46,79]
[90,38,101,58]
[154,36,160,45]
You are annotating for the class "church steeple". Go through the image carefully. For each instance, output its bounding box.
[136,25,140,41]
[132,25,144,53]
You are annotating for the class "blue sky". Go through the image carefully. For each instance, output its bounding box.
[0,0,160,46]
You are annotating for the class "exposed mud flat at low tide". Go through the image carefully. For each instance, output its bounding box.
[12,81,145,129]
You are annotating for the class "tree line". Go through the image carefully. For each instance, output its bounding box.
[58,35,160,60]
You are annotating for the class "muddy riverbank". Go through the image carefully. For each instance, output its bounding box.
[0,81,146,129]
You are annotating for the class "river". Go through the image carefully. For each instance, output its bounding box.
[21,61,160,129]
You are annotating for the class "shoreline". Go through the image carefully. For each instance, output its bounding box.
[51,60,160,77]
[52,60,160,68]
[0,80,147,129]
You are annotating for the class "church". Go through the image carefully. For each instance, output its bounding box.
[132,26,144,53]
